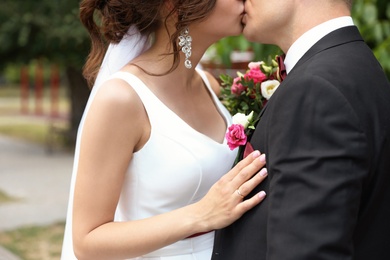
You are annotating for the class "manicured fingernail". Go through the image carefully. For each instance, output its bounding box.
[258,191,266,199]
[260,168,268,177]
[259,154,266,163]
[252,150,260,158]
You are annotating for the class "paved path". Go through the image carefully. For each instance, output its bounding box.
[0,134,74,259]
[0,246,20,260]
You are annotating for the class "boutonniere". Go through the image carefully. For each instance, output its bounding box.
[220,56,282,162]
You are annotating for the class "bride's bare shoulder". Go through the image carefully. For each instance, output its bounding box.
[94,76,144,113]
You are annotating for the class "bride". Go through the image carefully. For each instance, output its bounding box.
[61,0,268,259]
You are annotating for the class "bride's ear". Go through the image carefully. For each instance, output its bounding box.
[163,0,179,18]
[163,0,173,12]
[161,0,182,30]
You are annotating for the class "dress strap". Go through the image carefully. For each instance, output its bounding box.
[109,70,232,129]
[109,71,163,124]
[196,68,215,100]
[196,68,233,125]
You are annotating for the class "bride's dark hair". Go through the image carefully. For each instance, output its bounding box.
[79,0,216,87]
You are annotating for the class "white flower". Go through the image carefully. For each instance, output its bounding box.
[248,61,263,70]
[261,79,280,100]
[232,111,254,128]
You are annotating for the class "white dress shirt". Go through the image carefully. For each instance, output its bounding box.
[284,16,355,74]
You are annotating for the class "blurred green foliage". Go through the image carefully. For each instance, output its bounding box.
[207,35,281,67]
[210,0,390,78]
[352,0,390,77]
[3,61,53,84]
[0,0,389,79]
[0,0,89,72]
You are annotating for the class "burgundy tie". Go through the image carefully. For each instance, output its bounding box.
[276,54,287,82]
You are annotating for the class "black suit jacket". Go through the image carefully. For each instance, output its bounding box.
[212,26,390,260]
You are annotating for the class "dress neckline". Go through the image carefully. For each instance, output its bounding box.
[114,70,229,146]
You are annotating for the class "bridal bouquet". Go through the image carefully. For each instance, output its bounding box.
[221,56,282,160]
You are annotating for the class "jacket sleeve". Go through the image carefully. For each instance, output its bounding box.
[265,74,368,259]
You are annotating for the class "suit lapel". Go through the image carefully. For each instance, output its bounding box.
[291,26,364,74]
[255,27,362,123]
[247,26,364,155]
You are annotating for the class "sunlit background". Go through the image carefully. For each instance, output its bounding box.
[0,0,389,259]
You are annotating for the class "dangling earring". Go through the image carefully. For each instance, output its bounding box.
[178,27,192,69]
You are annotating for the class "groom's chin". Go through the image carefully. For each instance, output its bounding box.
[239,23,245,34]
[242,27,254,42]
[242,26,263,43]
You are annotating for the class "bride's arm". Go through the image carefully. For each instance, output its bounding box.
[72,78,267,260]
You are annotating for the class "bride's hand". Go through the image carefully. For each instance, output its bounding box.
[194,150,267,231]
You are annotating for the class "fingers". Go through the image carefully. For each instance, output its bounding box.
[197,151,268,230]
[223,150,263,181]
[232,152,268,219]
[236,190,267,213]
[235,189,245,199]
[230,152,266,189]
[236,167,268,198]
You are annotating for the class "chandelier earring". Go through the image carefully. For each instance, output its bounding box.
[178,27,192,69]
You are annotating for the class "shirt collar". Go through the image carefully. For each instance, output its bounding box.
[284,16,354,74]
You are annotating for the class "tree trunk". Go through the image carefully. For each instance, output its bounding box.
[64,66,90,147]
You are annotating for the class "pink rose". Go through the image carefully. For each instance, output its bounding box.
[244,67,267,84]
[226,124,247,150]
[231,77,246,96]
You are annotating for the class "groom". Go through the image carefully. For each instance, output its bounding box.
[213,0,390,259]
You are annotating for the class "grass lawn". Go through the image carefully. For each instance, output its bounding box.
[0,190,19,204]
[0,123,52,145]
[0,84,70,146]
[0,222,65,260]
[0,84,69,259]
[0,189,65,260]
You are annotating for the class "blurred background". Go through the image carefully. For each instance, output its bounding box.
[0,0,389,259]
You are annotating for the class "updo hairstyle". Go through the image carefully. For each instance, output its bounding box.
[79,0,217,87]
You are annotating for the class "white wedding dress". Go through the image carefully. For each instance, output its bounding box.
[61,69,237,259]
